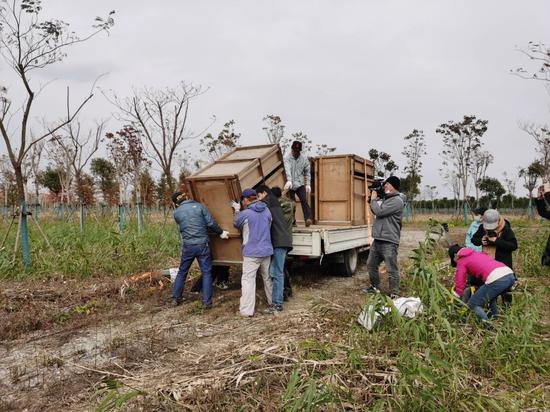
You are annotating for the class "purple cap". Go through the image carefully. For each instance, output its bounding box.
[242,188,257,198]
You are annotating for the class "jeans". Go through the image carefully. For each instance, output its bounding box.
[367,240,400,294]
[289,185,312,221]
[270,248,287,307]
[468,273,516,321]
[172,243,213,306]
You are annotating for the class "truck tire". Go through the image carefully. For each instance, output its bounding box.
[342,248,358,277]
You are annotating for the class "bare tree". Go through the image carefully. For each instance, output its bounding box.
[51,121,104,204]
[0,0,113,266]
[469,149,493,207]
[442,170,461,212]
[401,129,427,204]
[28,139,45,207]
[519,123,550,182]
[45,137,74,212]
[437,115,488,205]
[511,42,550,90]
[0,1,114,203]
[513,42,550,182]
[106,126,150,232]
[200,120,241,161]
[105,83,207,194]
[263,115,285,145]
[369,149,399,179]
[314,143,336,156]
[48,121,104,229]
[519,161,545,217]
[502,171,518,208]
[423,184,438,210]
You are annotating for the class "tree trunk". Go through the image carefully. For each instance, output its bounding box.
[14,164,31,269]
[135,180,143,235]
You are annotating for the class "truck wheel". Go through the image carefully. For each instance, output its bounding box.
[342,248,358,277]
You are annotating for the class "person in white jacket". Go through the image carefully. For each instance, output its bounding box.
[283,140,312,227]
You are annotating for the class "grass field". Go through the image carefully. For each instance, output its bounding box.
[0,216,180,280]
[0,216,549,410]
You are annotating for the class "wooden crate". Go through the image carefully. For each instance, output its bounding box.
[185,145,284,264]
[314,154,374,226]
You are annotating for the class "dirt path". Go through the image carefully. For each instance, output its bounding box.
[0,230,427,411]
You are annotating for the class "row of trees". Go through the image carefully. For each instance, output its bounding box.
[0,1,548,269]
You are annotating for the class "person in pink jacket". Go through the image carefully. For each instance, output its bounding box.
[448,244,516,322]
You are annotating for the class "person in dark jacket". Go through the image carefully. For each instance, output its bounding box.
[273,186,295,300]
[171,192,229,308]
[471,209,518,304]
[257,185,293,313]
[361,176,406,297]
[536,185,550,266]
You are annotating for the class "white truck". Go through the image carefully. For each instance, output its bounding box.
[289,224,371,276]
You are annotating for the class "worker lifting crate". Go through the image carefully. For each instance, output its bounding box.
[185,144,284,264]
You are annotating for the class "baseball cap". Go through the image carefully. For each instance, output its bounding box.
[242,188,257,198]
[482,209,500,230]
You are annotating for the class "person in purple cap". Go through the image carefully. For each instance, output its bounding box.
[232,188,274,317]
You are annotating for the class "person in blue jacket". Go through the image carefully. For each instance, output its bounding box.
[465,207,487,252]
[171,192,229,308]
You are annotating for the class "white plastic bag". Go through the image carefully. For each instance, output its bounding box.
[358,296,423,331]
[161,268,179,283]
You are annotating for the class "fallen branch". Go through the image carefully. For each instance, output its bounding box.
[57,357,141,381]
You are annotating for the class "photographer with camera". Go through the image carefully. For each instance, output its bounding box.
[361,176,406,298]
[536,184,550,266]
[471,209,517,304]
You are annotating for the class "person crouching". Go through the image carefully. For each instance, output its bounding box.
[449,244,516,323]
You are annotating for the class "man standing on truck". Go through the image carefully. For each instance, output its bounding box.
[361,176,406,298]
[256,185,293,314]
[233,188,274,317]
[171,192,230,308]
[284,140,312,227]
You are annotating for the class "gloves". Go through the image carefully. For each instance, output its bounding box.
[305,184,311,194]
[450,288,461,303]
[284,181,292,190]
[220,230,229,239]
[231,201,241,212]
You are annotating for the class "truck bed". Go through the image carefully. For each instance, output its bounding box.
[290,225,370,258]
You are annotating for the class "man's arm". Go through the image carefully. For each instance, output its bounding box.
[494,227,518,252]
[535,198,550,219]
[369,196,404,218]
[201,205,223,235]
[454,262,468,296]
[471,225,484,247]
[284,156,293,182]
[465,223,477,249]
[234,210,247,229]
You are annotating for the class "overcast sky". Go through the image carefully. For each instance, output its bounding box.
[1,0,549,197]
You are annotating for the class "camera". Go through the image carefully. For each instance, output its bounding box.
[485,230,497,238]
[368,179,385,201]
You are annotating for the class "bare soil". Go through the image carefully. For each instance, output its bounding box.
[0,230,428,411]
